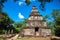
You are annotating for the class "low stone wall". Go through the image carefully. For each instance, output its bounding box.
[0,34,15,38]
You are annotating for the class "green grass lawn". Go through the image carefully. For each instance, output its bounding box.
[0,38,5,40]
[17,37,51,40]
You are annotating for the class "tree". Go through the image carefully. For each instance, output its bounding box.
[52,10,60,26]
[22,18,28,27]
[43,10,60,35]
[25,0,31,5]
[0,0,7,13]
[0,0,53,12]
[0,12,14,34]
[54,26,60,37]
[43,14,49,20]
[51,9,60,36]
[13,18,28,33]
[14,22,22,33]
[25,0,53,10]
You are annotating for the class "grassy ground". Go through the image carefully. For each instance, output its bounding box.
[0,38,5,40]
[17,37,51,40]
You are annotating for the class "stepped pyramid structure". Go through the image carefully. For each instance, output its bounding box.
[20,6,51,37]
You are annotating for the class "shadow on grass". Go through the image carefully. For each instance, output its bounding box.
[51,38,60,40]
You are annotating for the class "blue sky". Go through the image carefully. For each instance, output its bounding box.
[2,0,60,22]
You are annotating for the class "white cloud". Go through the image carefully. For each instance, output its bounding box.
[18,13,24,19]
[19,2,23,5]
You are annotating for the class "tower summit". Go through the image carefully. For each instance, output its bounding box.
[29,5,42,16]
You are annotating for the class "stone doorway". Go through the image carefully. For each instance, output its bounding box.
[35,27,39,36]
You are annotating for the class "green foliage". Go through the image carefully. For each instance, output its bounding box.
[13,0,19,2]
[0,30,6,34]
[0,0,7,12]
[52,10,60,26]
[43,14,49,20]
[22,18,28,27]
[13,22,22,33]
[14,22,22,28]
[51,9,60,36]
[46,21,55,35]
[0,12,14,26]
[52,10,60,20]
[25,0,31,5]
[24,0,52,10]
[38,0,51,2]
[38,0,52,10]
[47,21,54,27]
[0,38,5,40]
[0,12,14,34]
[55,26,60,37]
[13,18,28,33]
[38,0,44,2]
[43,9,60,36]
[51,27,55,35]
[10,26,20,33]
[0,0,52,11]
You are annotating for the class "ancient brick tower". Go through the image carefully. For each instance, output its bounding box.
[20,6,51,37]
